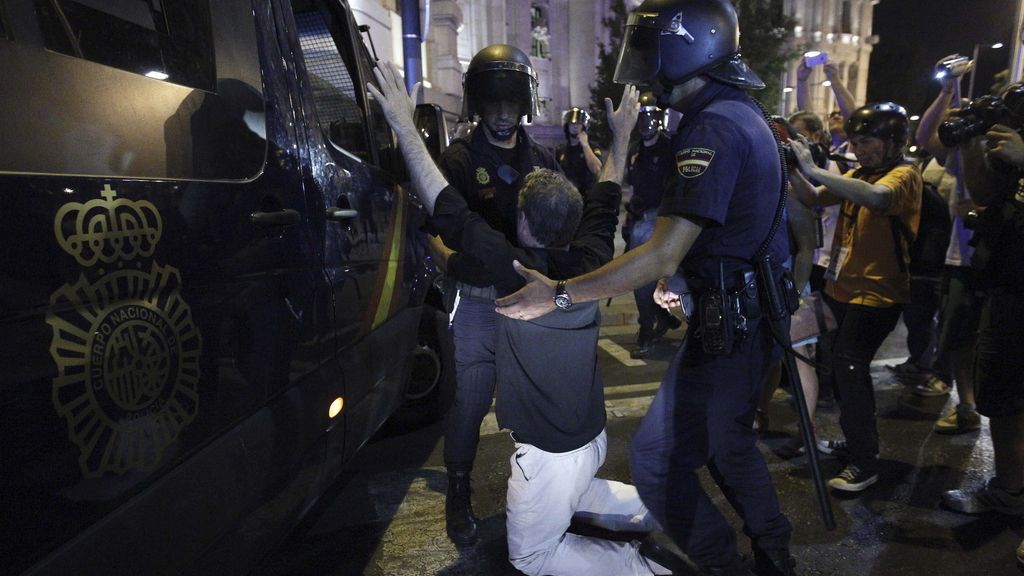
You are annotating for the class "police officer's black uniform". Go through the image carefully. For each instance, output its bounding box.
[557,107,599,193]
[614,1,794,574]
[434,44,559,547]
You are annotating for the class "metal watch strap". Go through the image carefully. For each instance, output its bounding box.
[554,280,572,309]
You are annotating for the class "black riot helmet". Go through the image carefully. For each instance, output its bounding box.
[462,44,540,122]
[562,107,591,138]
[613,0,764,92]
[637,91,664,137]
[845,102,909,147]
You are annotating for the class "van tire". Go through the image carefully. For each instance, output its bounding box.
[387,306,455,432]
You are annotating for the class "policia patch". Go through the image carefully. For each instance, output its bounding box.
[676,147,715,178]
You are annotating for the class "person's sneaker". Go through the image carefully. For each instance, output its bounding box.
[816,439,848,455]
[913,375,952,397]
[943,479,1024,515]
[828,464,878,492]
[934,406,982,435]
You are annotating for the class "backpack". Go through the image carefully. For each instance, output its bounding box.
[891,181,952,276]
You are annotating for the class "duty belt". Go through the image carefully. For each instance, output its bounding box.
[456,281,497,300]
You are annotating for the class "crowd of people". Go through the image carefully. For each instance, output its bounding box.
[365,0,1024,573]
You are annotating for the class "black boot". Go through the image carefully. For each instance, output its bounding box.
[751,549,796,576]
[631,328,655,359]
[445,471,478,546]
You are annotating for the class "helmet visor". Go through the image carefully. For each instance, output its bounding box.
[614,23,662,85]
[465,66,539,118]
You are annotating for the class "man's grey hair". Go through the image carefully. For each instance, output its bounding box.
[518,169,583,248]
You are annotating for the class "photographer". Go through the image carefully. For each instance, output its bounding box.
[942,84,1024,569]
[908,54,982,432]
[789,103,922,493]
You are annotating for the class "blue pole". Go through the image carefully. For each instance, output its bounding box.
[401,0,422,94]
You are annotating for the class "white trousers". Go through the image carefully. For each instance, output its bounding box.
[505,429,670,576]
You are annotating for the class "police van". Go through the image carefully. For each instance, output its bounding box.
[0,1,452,573]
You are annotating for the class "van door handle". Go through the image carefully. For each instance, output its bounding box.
[326,208,359,221]
[251,208,301,226]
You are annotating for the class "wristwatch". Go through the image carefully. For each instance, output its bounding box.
[553,280,573,310]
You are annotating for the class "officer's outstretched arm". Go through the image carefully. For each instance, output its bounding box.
[496,215,700,320]
[368,60,447,215]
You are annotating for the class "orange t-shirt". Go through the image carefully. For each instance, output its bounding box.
[825,163,923,307]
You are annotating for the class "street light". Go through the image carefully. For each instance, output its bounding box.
[968,42,1007,100]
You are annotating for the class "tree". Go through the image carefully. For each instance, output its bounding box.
[587,0,796,137]
[733,0,798,111]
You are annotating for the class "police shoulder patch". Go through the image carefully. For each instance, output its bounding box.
[676,147,715,178]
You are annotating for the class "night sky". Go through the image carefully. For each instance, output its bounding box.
[867,0,1018,114]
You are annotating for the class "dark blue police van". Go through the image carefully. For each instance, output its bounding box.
[0,1,452,573]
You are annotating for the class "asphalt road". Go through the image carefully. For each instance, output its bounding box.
[254,319,1023,576]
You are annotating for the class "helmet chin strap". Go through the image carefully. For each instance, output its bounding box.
[486,123,518,142]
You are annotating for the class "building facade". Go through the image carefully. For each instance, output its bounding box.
[349,0,627,147]
[781,0,879,118]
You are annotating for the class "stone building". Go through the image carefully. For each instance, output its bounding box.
[780,0,879,117]
[348,0,627,147]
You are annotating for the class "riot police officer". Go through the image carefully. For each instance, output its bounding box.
[557,107,602,193]
[434,43,561,546]
[625,94,681,359]
[495,1,795,573]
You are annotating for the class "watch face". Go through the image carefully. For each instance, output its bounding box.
[554,294,571,309]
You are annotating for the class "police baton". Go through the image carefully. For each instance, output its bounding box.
[755,256,836,531]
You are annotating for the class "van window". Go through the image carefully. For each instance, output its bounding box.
[357,32,403,173]
[293,7,371,161]
[34,0,215,91]
[0,0,264,180]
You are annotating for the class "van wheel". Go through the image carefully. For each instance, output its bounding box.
[387,307,454,432]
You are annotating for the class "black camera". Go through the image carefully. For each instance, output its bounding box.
[770,115,829,169]
[782,140,829,169]
[939,86,1024,148]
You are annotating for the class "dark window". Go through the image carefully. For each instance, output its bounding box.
[840,0,852,34]
[356,33,401,169]
[294,8,371,161]
[34,0,215,91]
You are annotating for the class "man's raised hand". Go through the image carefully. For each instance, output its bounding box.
[367,60,420,135]
[607,84,640,138]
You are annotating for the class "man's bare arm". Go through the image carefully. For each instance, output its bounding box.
[367,61,446,215]
[597,85,640,185]
[789,166,841,207]
[790,139,891,211]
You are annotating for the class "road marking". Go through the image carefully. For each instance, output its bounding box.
[598,338,647,366]
[604,381,661,398]
[870,356,909,368]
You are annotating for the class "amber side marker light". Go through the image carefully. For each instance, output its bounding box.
[329,397,344,419]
